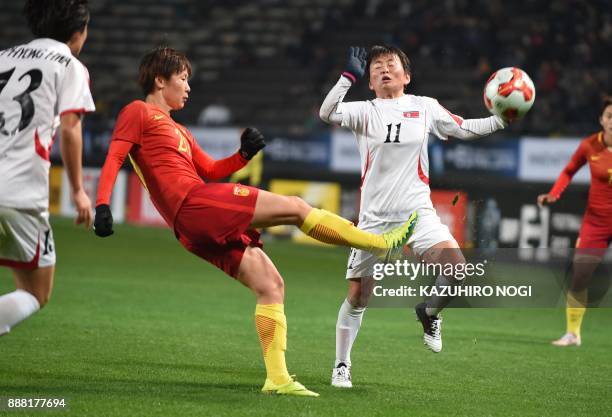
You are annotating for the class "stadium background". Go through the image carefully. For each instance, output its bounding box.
[2,0,611,254]
[1,1,611,416]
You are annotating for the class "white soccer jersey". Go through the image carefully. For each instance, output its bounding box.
[0,38,95,211]
[321,76,505,226]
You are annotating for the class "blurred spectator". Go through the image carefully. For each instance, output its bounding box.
[2,0,607,137]
[198,99,232,126]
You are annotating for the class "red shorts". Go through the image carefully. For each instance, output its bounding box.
[576,211,612,257]
[174,183,262,278]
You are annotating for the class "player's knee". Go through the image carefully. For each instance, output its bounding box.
[271,274,285,298]
[288,196,311,222]
[347,283,371,308]
[27,288,50,308]
[37,297,49,308]
[347,294,370,308]
[257,273,284,299]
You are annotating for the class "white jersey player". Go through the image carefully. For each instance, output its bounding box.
[0,0,94,336]
[320,45,507,387]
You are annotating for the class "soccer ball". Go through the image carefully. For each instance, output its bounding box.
[483,67,535,121]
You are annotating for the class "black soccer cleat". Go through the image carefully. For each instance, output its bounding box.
[415,302,442,353]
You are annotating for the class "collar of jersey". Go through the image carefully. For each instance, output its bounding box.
[29,38,73,57]
[373,94,408,104]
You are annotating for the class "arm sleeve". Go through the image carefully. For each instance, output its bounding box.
[95,140,133,206]
[320,76,368,132]
[548,141,588,199]
[426,98,506,141]
[191,142,248,181]
[95,102,147,205]
[57,60,96,116]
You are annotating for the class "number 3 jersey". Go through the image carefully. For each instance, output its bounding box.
[0,38,95,211]
[321,76,506,225]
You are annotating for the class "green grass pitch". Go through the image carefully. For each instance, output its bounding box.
[1,218,611,416]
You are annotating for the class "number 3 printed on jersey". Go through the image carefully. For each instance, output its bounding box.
[0,67,43,136]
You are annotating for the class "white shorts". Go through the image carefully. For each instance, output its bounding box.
[346,207,456,279]
[0,207,56,269]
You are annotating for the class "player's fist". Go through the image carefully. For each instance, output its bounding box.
[343,46,368,83]
[240,127,266,160]
[537,193,557,207]
[94,204,114,237]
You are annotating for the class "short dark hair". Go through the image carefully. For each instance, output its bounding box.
[367,44,411,76]
[138,47,192,96]
[601,95,612,116]
[24,0,90,43]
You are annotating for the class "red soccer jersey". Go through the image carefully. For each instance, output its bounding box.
[96,100,247,225]
[549,132,612,217]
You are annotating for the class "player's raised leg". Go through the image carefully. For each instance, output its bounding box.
[415,240,466,353]
[0,266,53,336]
[250,190,417,255]
[236,246,318,397]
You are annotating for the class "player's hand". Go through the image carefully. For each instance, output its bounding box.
[73,188,93,229]
[239,127,266,160]
[537,193,557,208]
[494,114,509,128]
[343,46,368,83]
[94,204,114,237]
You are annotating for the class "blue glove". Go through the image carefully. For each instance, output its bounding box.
[342,46,368,84]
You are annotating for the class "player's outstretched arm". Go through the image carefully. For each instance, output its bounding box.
[60,112,92,228]
[192,128,263,180]
[320,46,367,125]
[538,141,588,206]
[432,99,508,141]
[537,193,558,207]
[455,115,507,140]
[93,140,133,237]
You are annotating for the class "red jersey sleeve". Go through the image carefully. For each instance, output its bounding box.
[191,141,248,181]
[95,101,149,206]
[95,140,133,206]
[111,100,148,145]
[549,140,588,199]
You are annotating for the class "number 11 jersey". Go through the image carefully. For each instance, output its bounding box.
[0,38,95,211]
[338,90,503,226]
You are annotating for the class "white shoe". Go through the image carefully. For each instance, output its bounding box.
[331,363,352,388]
[415,302,442,353]
[551,332,581,347]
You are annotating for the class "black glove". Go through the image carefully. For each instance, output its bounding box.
[343,46,368,83]
[94,204,114,237]
[239,127,266,160]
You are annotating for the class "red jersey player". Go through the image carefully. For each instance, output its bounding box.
[93,47,417,397]
[538,97,612,347]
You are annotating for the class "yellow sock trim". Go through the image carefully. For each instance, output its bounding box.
[255,304,290,385]
[299,208,386,250]
[566,289,587,336]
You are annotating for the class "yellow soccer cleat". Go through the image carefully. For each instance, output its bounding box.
[261,377,319,397]
[551,332,581,347]
[379,211,418,260]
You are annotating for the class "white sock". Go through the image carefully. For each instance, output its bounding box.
[0,289,40,336]
[335,298,366,368]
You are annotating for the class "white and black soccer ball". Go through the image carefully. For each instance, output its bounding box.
[484,67,535,121]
